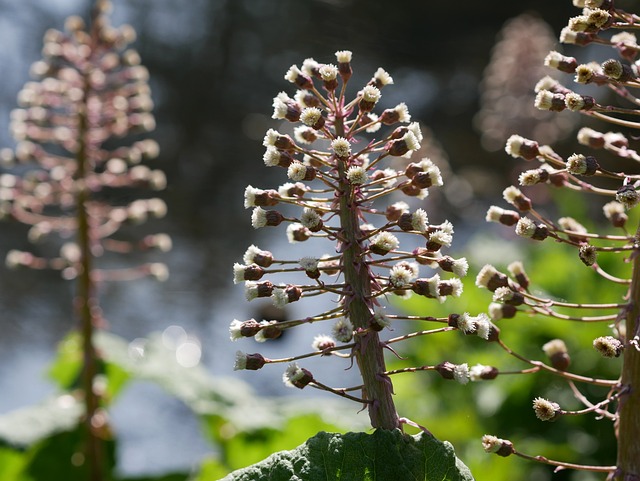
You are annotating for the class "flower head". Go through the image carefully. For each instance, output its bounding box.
[300,107,325,129]
[453,363,470,385]
[482,435,514,457]
[616,184,640,210]
[312,334,336,352]
[593,336,623,358]
[371,67,394,87]
[369,231,399,255]
[359,85,381,112]
[532,397,561,421]
[234,351,267,371]
[243,245,273,267]
[332,317,354,343]
[331,137,351,158]
[347,166,368,185]
[282,362,313,389]
[476,265,508,291]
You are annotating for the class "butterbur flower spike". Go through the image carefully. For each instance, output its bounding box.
[484,1,640,476]
[231,51,471,431]
[0,3,168,479]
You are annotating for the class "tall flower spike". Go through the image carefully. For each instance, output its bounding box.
[0,3,167,480]
[232,52,468,432]
[485,1,640,476]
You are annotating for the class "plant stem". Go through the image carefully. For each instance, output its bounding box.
[335,115,399,430]
[76,76,105,481]
[616,224,640,480]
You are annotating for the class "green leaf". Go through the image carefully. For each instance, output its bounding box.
[0,394,83,447]
[0,447,31,481]
[26,425,115,481]
[189,457,229,481]
[95,332,366,436]
[117,473,189,481]
[47,332,83,390]
[218,413,345,471]
[218,430,474,481]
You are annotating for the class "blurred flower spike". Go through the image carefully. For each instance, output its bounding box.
[1,0,169,283]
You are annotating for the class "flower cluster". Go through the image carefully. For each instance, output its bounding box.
[231,51,471,430]
[482,1,640,477]
[0,0,169,282]
[0,3,168,478]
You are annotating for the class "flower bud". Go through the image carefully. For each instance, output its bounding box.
[602,58,635,82]
[255,320,283,342]
[566,153,599,176]
[603,201,627,228]
[488,302,517,320]
[544,51,578,73]
[435,361,470,384]
[515,217,549,241]
[284,65,313,89]
[486,206,520,226]
[359,85,381,112]
[476,265,509,291]
[251,207,284,228]
[245,281,274,300]
[564,92,595,111]
[535,90,566,112]
[234,351,267,371]
[319,64,339,91]
[579,244,597,266]
[312,334,336,352]
[335,50,352,82]
[492,287,525,306]
[385,201,409,222]
[482,435,515,457]
[505,135,540,160]
[518,169,549,186]
[542,339,571,371]
[616,184,640,210]
[369,231,399,255]
[503,186,532,211]
[243,245,274,267]
[507,261,530,290]
[233,263,265,283]
[577,127,605,149]
[283,362,314,389]
[379,103,411,125]
[437,256,469,277]
[470,364,499,381]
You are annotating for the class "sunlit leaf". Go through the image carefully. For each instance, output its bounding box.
[47,332,83,390]
[189,457,229,481]
[218,429,474,481]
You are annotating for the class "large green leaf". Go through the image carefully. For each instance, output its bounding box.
[26,425,116,481]
[0,447,30,481]
[219,429,474,481]
[95,331,368,435]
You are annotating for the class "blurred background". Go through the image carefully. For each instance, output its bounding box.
[0,0,631,479]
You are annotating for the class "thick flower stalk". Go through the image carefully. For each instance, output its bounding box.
[483,1,640,478]
[232,51,469,430]
[0,2,167,479]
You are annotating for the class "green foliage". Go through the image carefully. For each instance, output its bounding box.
[219,430,473,481]
[395,232,623,481]
[0,330,366,480]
